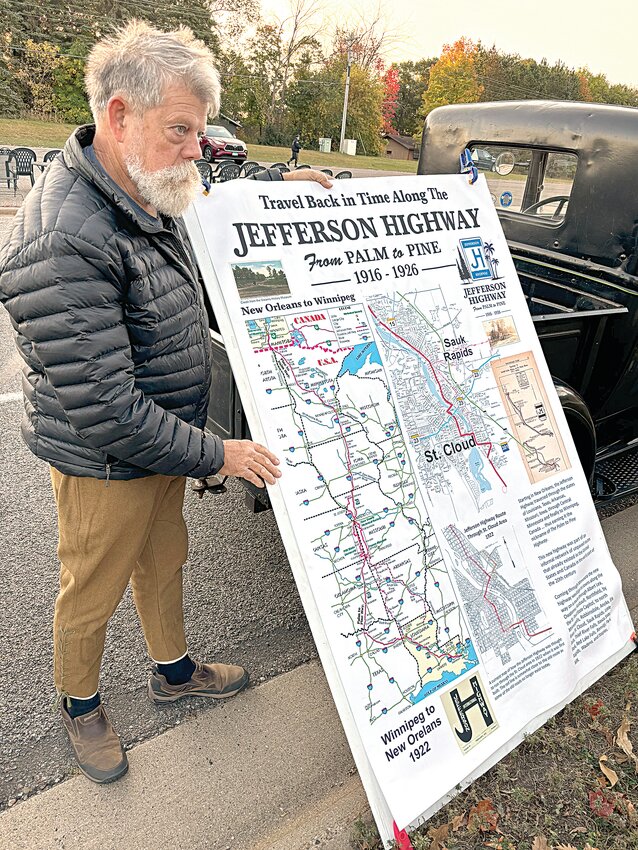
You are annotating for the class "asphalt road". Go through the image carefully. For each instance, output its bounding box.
[0,213,317,807]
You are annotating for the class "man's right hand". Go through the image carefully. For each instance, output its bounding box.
[218,440,282,488]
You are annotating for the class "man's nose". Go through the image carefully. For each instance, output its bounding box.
[184,132,202,160]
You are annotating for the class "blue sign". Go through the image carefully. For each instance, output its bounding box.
[460,237,492,281]
[500,191,513,208]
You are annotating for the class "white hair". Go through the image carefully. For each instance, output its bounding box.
[85,19,220,120]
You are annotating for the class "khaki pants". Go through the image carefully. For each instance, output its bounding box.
[50,468,189,698]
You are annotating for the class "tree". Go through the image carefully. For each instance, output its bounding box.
[421,37,483,120]
[381,65,399,134]
[392,58,436,137]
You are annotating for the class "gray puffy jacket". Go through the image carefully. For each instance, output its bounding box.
[0,125,281,480]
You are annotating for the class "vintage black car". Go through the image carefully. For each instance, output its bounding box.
[203,100,638,508]
[419,100,638,502]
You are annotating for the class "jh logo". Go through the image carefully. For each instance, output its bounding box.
[442,673,498,753]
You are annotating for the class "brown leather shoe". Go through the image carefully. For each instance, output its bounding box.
[60,702,129,784]
[148,661,249,703]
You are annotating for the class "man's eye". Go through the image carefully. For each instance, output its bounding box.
[174,126,187,136]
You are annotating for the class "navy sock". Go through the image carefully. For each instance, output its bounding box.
[66,692,101,718]
[157,654,196,685]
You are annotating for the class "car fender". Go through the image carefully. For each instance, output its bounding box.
[552,378,596,483]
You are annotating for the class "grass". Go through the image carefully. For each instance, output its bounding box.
[352,652,638,850]
[0,117,418,172]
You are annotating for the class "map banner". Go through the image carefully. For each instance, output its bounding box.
[185,174,634,846]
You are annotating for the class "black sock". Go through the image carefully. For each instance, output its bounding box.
[157,654,196,685]
[66,692,101,718]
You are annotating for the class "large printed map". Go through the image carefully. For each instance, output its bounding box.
[248,303,477,722]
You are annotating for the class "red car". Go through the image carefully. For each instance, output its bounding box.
[199,125,248,162]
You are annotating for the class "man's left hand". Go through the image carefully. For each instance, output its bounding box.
[282,169,332,189]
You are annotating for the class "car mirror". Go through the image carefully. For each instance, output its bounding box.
[495,151,516,176]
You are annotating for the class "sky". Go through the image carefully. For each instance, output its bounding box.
[259,0,638,89]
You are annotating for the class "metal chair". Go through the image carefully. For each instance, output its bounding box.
[295,164,311,170]
[270,162,288,170]
[0,147,13,190]
[8,147,37,187]
[215,162,241,182]
[240,161,265,178]
[320,168,334,176]
[195,159,213,182]
[335,170,353,179]
[43,149,62,162]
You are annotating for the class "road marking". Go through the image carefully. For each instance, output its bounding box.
[0,391,21,404]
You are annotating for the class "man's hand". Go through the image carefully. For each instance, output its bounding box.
[219,439,282,487]
[282,169,332,189]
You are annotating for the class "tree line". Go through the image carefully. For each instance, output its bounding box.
[2,0,637,154]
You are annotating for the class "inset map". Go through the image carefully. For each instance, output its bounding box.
[491,351,570,484]
[232,260,290,299]
[443,524,552,669]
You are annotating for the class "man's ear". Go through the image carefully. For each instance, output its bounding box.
[105,95,132,143]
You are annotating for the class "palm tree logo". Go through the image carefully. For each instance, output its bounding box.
[483,242,500,279]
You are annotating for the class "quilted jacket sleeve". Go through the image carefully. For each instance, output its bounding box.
[0,230,224,478]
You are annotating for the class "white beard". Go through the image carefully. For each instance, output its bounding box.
[124,155,201,218]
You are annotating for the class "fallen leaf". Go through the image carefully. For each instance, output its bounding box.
[531,837,550,850]
[599,754,619,787]
[586,698,604,719]
[583,845,601,850]
[450,812,466,832]
[626,798,637,821]
[467,798,499,833]
[427,822,449,850]
[555,844,578,850]
[588,788,615,818]
[613,751,630,763]
[564,725,579,737]
[616,716,638,772]
[571,826,587,834]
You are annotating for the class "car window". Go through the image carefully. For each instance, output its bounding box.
[206,125,234,138]
[468,144,577,224]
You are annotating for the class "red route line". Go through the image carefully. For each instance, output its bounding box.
[367,305,507,491]
[266,330,462,662]
[448,526,552,639]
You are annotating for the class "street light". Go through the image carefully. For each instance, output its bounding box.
[339,48,352,154]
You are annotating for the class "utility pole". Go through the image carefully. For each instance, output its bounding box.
[339,48,352,154]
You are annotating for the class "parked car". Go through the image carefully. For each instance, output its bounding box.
[202,100,638,509]
[199,124,247,163]
[470,147,495,171]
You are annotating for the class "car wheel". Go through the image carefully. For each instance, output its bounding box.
[202,146,213,162]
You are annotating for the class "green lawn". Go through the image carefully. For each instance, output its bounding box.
[0,117,418,172]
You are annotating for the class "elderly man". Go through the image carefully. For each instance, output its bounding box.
[0,21,331,784]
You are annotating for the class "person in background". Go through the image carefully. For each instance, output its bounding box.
[0,20,331,785]
[288,133,302,167]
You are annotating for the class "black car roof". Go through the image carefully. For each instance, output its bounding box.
[418,100,638,269]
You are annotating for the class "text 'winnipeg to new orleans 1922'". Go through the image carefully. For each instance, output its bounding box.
[231,206,481,258]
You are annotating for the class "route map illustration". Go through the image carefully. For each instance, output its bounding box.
[366,286,514,521]
[492,352,571,484]
[443,525,552,670]
[247,303,478,723]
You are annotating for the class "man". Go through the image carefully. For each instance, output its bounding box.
[288,133,302,167]
[0,20,331,785]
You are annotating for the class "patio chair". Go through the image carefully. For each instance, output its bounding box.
[320,168,334,176]
[43,149,62,162]
[270,162,288,170]
[195,159,213,182]
[335,170,352,179]
[215,162,241,182]
[240,161,264,177]
[8,147,37,187]
[295,164,311,170]
[0,147,13,190]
